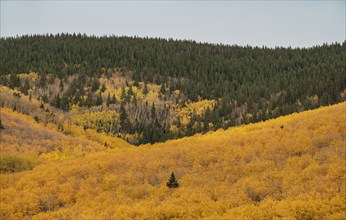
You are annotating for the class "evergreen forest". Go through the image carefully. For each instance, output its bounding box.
[1,34,345,144]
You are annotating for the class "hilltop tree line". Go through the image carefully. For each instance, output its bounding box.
[0,34,345,144]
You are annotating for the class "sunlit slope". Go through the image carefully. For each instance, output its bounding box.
[1,103,345,219]
[0,108,102,155]
[0,108,130,165]
[0,86,132,149]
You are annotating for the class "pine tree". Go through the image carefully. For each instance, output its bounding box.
[106,92,111,107]
[151,103,156,119]
[160,83,166,95]
[120,86,127,102]
[53,94,61,108]
[21,79,30,95]
[61,95,70,111]
[34,116,39,122]
[100,84,106,93]
[0,119,4,129]
[96,93,103,106]
[143,83,149,95]
[120,102,129,131]
[9,74,21,89]
[166,172,179,189]
[86,92,93,107]
[111,94,117,104]
[91,78,100,92]
[127,86,134,97]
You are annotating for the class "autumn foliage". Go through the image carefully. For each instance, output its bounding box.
[0,102,345,219]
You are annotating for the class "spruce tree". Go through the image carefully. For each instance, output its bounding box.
[160,83,166,95]
[100,84,106,93]
[106,92,111,107]
[21,79,30,95]
[127,86,134,97]
[9,74,20,89]
[166,172,179,189]
[0,119,4,129]
[91,78,100,92]
[111,94,117,104]
[96,93,103,106]
[151,103,156,119]
[120,86,127,102]
[120,102,129,131]
[143,83,149,95]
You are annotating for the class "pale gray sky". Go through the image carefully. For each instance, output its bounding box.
[1,1,345,48]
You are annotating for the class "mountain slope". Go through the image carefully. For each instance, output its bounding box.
[0,107,131,173]
[0,102,345,219]
[1,35,345,145]
[0,84,132,149]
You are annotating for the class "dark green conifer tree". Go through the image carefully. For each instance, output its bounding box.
[143,83,149,95]
[96,93,103,106]
[20,79,30,95]
[91,78,100,92]
[127,86,134,97]
[166,172,179,189]
[0,119,4,129]
[106,92,111,107]
[160,83,166,95]
[100,84,106,93]
[9,74,20,89]
[111,94,117,104]
[120,86,127,102]
[120,102,129,131]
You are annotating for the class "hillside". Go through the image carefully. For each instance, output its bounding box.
[1,35,345,144]
[0,107,130,173]
[1,102,345,219]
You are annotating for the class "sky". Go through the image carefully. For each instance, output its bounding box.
[0,1,345,48]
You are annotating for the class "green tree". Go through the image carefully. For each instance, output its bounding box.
[20,79,30,95]
[106,92,111,107]
[96,93,103,106]
[100,83,106,93]
[111,94,117,104]
[143,83,149,95]
[85,92,93,107]
[151,103,156,119]
[160,83,166,95]
[53,94,61,108]
[120,102,129,131]
[127,86,134,97]
[9,74,20,89]
[166,172,179,189]
[120,86,127,102]
[0,119,4,129]
[91,78,100,92]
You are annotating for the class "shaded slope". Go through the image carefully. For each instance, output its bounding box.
[0,102,345,219]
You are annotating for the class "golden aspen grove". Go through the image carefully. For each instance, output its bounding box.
[0,32,345,220]
[0,102,345,219]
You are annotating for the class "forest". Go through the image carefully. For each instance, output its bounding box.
[0,102,345,219]
[0,34,345,144]
[0,34,345,219]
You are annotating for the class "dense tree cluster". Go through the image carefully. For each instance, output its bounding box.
[1,34,345,144]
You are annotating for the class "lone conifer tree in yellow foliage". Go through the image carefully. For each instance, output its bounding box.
[166,172,179,189]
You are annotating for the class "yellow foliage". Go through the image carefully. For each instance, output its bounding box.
[177,99,216,125]
[18,72,39,81]
[72,110,119,132]
[0,102,345,219]
[0,108,129,163]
